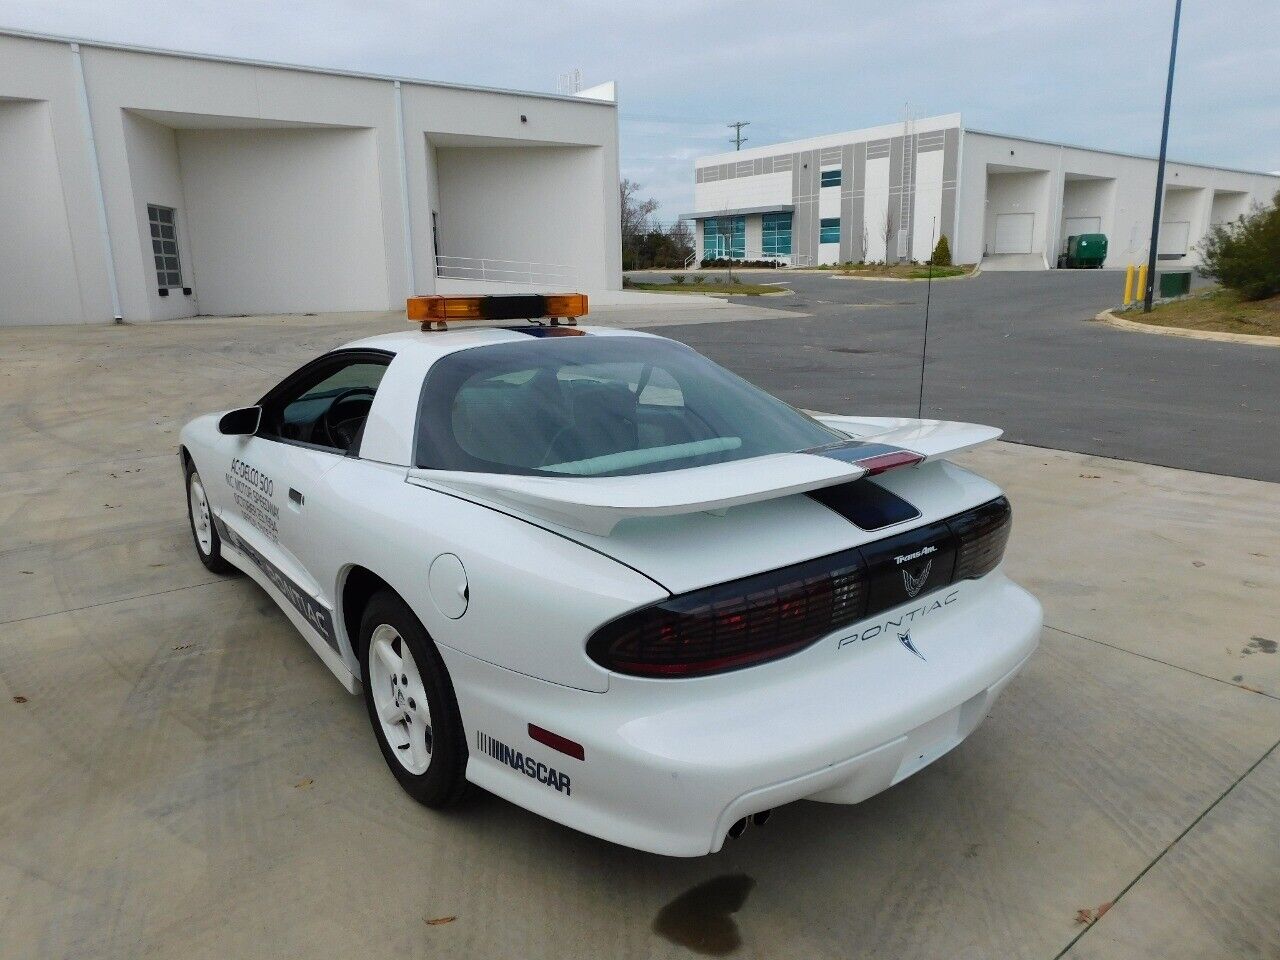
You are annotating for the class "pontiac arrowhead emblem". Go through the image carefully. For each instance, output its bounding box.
[902,559,932,598]
[898,630,926,661]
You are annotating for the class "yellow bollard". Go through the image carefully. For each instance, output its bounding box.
[1123,264,1135,305]
[1136,263,1148,304]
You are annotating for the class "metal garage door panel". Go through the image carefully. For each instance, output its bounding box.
[1159,220,1190,256]
[994,213,1034,254]
[1063,216,1101,236]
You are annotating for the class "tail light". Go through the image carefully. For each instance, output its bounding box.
[949,497,1012,581]
[587,551,868,678]
[587,496,1012,679]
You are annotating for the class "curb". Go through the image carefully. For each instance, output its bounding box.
[1093,309,1280,347]
[825,268,979,283]
[623,286,794,298]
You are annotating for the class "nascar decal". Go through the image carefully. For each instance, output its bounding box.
[477,731,572,796]
[213,516,339,651]
[225,457,279,543]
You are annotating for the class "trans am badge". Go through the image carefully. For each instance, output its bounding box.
[902,560,932,598]
[898,630,926,661]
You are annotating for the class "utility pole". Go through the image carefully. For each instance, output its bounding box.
[1143,0,1183,313]
[728,120,750,151]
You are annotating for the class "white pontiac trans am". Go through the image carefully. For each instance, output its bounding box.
[179,293,1041,857]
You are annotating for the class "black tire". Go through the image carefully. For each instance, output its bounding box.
[184,459,236,575]
[360,590,470,807]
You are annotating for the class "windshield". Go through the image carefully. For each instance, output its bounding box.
[413,335,843,477]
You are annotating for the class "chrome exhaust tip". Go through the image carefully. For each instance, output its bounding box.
[751,809,772,827]
[727,817,749,840]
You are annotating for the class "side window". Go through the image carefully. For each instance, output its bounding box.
[261,357,390,453]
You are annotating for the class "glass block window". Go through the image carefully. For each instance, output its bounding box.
[702,216,746,260]
[820,217,841,244]
[820,168,842,188]
[761,212,792,256]
[148,204,182,288]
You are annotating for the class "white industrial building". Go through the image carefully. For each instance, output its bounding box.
[0,29,622,325]
[687,113,1278,270]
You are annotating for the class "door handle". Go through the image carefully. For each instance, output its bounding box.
[289,488,305,506]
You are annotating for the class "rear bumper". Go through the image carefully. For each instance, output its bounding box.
[442,573,1041,857]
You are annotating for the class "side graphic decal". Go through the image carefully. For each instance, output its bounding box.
[213,516,339,651]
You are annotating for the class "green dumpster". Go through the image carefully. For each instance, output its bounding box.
[1058,233,1108,269]
[1159,270,1192,298]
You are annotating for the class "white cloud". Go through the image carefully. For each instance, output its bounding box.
[2,0,1275,217]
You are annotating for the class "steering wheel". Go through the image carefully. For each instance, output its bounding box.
[318,387,377,451]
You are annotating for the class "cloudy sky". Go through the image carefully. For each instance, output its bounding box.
[3,0,1275,219]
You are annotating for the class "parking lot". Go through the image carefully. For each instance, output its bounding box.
[633,269,1280,482]
[2,293,1278,959]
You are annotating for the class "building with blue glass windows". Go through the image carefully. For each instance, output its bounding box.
[685,113,1277,269]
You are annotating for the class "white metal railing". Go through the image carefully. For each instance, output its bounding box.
[434,255,580,287]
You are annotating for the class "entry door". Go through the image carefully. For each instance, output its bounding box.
[220,351,391,654]
[994,213,1035,254]
[1158,220,1190,257]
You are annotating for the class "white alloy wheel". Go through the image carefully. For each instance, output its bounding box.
[188,473,213,555]
[369,623,434,775]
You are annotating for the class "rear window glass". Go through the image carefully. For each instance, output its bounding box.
[414,336,841,477]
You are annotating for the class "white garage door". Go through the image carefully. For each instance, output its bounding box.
[1063,216,1101,236]
[1158,220,1190,257]
[993,213,1035,254]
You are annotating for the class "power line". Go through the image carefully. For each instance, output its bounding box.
[728,120,750,150]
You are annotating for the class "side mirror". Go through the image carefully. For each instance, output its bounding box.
[218,405,262,436]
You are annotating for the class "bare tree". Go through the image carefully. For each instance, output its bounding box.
[620,179,659,248]
[860,225,869,264]
[881,210,896,265]
[668,219,693,265]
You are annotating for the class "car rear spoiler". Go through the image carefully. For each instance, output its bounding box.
[406,418,1000,536]
[811,415,1002,461]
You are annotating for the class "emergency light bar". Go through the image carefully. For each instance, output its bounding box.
[407,293,588,330]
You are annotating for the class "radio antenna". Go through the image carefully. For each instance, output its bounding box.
[917,217,936,419]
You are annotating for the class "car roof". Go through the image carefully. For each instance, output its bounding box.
[349,324,668,467]
[343,324,660,362]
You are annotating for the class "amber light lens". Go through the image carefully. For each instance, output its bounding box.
[407,296,486,322]
[544,293,588,318]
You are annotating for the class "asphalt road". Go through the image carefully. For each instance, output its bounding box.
[630,269,1279,482]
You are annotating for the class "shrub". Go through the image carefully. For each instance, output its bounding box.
[691,275,707,285]
[670,274,687,285]
[1197,191,1280,301]
[931,234,952,266]
[699,257,782,269]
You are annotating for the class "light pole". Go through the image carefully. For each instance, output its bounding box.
[1143,0,1183,312]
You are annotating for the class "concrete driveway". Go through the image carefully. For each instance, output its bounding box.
[630,269,1280,483]
[1,309,1277,959]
